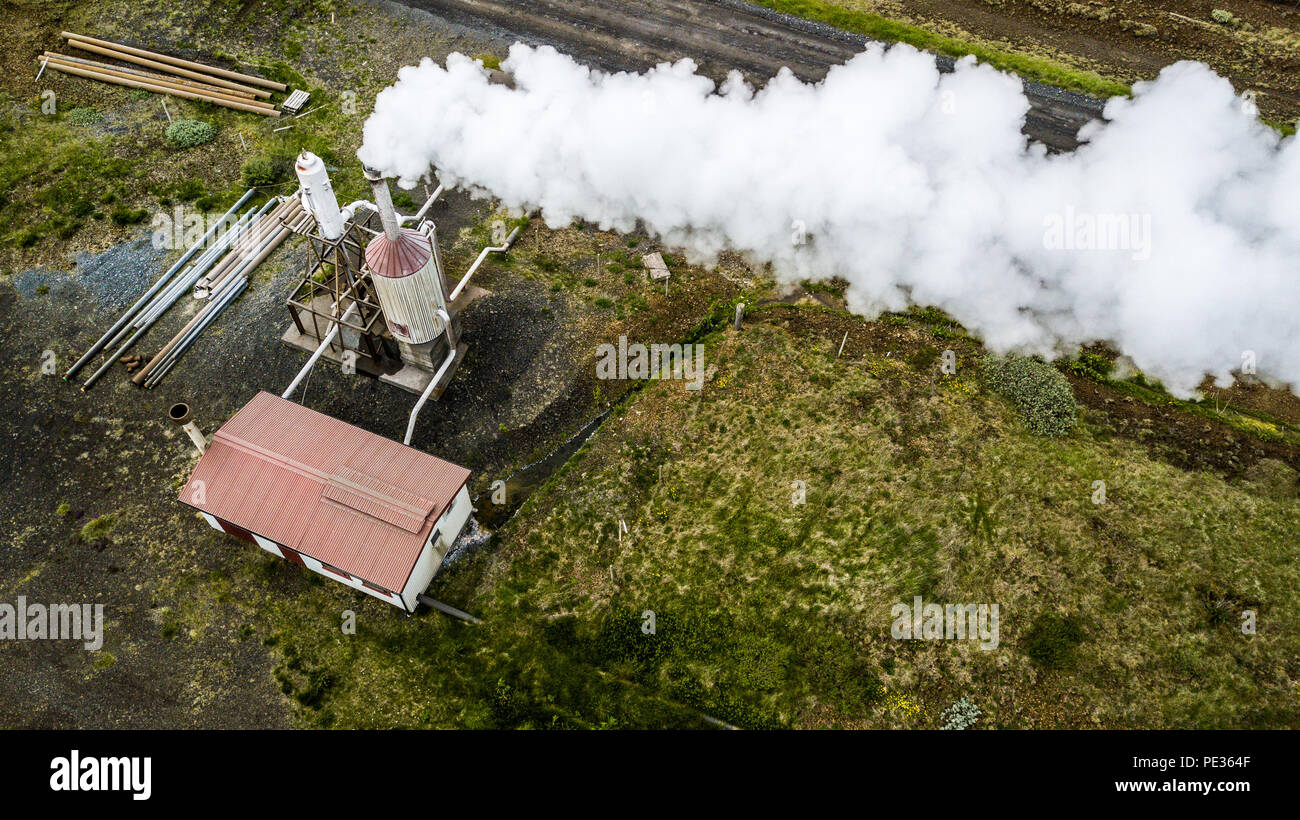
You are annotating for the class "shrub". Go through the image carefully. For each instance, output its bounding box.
[165,119,218,149]
[981,354,1078,436]
[1060,348,1114,381]
[241,156,288,188]
[78,513,117,543]
[1023,613,1086,669]
[173,179,207,202]
[110,207,149,225]
[66,108,102,126]
[1210,9,1240,27]
[939,696,981,730]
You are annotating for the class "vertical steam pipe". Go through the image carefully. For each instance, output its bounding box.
[363,166,402,241]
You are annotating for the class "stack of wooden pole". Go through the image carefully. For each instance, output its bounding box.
[40,32,286,116]
[132,194,308,388]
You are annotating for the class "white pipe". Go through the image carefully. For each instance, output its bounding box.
[340,200,376,222]
[404,347,457,446]
[281,302,358,400]
[63,188,255,379]
[402,184,444,224]
[181,421,207,454]
[338,183,441,229]
[447,226,521,304]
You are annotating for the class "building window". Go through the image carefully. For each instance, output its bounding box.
[319,563,351,581]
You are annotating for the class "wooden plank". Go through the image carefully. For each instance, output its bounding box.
[62,30,287,91]
[64,38,272,99]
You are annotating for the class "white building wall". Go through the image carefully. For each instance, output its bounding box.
[205,485,473,612]
[253,532,285,559]
[399,485,473,610]
[297,552,405,609]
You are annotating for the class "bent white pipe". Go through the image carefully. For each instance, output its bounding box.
[447,226,521,304]
[404,347,457,446]
[282,302,358,400]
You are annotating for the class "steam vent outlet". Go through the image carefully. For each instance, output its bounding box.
[169,402,207,455]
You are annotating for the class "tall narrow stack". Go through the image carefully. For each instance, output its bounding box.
[40,31,286,116]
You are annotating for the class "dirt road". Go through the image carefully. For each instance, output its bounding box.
[399,0,1106,150]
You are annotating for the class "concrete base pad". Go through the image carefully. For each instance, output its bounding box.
[280,279,488,396]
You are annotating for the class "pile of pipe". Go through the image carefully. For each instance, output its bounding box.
[65,190,309,390]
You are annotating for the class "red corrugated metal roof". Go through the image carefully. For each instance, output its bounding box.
[364,229,432,279]
[180,392,470,592]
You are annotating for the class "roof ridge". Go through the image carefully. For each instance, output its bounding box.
[213,429,329,483]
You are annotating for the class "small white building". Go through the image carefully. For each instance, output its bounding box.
[179,391,472,612]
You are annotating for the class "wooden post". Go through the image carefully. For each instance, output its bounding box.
[734,302,744,331]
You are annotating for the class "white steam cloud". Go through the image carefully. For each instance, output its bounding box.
[358,43,1300,397]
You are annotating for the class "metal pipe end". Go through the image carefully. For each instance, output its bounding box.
[168,402,192,425]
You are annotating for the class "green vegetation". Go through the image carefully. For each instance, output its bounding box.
[752,0,1131,99]
[474,53,503,71]
[78,514,118,543]
[240,156,289,188]
[1210,9,1241,29]
[65,108,103,127]
[165,119,218,149]
[1060,348,1114,381]
[939,696,981,730]
[0,100,140,248]
[202,316,1298,729]
[982,354,1078,436]
[110,206,149,225]
[1022,612,1087,669]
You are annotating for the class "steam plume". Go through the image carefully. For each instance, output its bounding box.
[359,44,1300,397]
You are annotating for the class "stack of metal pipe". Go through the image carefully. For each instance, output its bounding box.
[65,190,305,390]
[39,32,285,116]
[135,195,307,388]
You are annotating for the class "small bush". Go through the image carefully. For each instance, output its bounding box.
[241,156,288,188]
[78,513,117,543]
[110,207,149,225]
[1061,349,1114,381]
[1023,613,1086,669]
[173,179,207,202]
[939,696,981,730]
[981,354,1078,436]
[474,53,503,71]
[165,119,218,149]
[65,108,102,126]
[1210,9,1240,27]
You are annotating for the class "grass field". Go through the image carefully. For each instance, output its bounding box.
[192,304,1299,729]
[754,0,1131,98]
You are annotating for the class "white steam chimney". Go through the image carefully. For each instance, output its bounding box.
[295,151,345,241]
